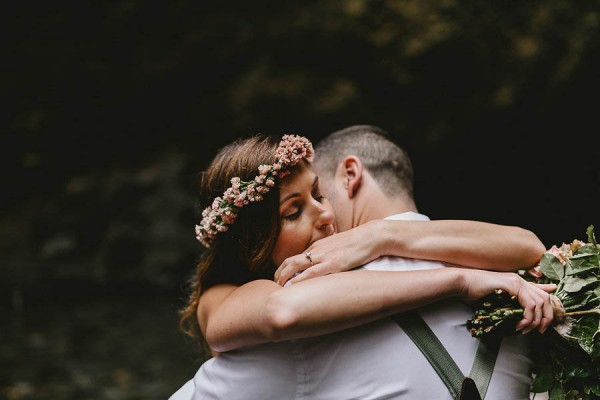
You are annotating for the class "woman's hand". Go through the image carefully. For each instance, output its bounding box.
[459,269,557,335]
[274,218,546,286]
[274,220,384,286]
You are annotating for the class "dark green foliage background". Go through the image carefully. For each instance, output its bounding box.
[2,1,600,398]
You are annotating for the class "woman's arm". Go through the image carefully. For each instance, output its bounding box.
[275,219,545,286]
[199,267,555,353]
[378,220,545,268]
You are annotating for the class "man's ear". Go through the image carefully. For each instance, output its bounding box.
[341,156,363,199]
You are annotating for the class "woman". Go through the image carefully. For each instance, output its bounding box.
[173,134,553,398]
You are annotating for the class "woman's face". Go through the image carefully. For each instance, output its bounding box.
[271,163,335,266]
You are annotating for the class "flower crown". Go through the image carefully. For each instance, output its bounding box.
[195,135,314,248]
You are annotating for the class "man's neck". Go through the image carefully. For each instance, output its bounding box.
[352,193,417,227]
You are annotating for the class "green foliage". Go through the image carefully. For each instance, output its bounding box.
[531,363,554,392]
[588,226,597,246]
[469,226,600,399]
[563,276,598,293]
[540,252,566,280]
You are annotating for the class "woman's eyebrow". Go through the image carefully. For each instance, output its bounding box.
[279,176,318,205]
[280,192,300,205]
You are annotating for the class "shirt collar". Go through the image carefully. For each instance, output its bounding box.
[384,211,430,222]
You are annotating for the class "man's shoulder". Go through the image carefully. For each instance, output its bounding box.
[169,379,194,400]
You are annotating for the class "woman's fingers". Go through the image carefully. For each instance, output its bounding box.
[528,283,556,333]
[288,265,327,285]
[275,251,342,286]
[521,301,542,334]
[538,294,554,333]
[275,254,311,286]
[538,283,558,293]
[516,294,537,333]
[516,282,555,334]
[532,284,555,334]
[275,225,378,286]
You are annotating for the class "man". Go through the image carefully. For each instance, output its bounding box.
[288,125,537,398]
[171,126,547,399]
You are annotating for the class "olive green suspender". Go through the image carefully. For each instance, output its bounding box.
[391,312,501,400]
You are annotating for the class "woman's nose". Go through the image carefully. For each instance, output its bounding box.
[316,203,335,229]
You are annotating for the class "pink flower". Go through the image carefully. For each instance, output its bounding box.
[527,266,544,279]
[548,245,567,265]
[221,210,236,224]
[217,225,228,233]
[570,239,584,254]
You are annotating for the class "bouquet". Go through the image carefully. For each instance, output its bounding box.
[467,226,600,400]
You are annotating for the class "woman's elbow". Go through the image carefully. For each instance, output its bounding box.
[204,328,227,353]
[262,290,300,342]
[203,291,300,352]
[518,228,546,266]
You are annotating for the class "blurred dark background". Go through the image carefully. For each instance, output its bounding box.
[2,1,599,399]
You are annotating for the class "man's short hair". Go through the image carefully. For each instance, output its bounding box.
[314,125,414,199]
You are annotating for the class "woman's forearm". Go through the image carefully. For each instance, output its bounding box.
[275,219,545,287]
[203,266,553,353]
[203,268,465,352]
[266,268,466,339]
[377,219,545,271]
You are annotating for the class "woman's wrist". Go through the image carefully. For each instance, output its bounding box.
[377,219,403,259]
[426,266,467,299]
[451,268,469,299]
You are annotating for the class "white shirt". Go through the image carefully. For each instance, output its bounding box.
[170,212,532,399]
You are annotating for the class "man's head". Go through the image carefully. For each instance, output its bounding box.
[313,125,417,232]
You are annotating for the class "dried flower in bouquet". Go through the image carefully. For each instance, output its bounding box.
[467,225,600,400]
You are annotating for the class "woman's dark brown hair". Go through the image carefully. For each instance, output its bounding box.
[179,135,290,339]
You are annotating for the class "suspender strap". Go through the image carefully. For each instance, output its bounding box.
[392,312,465,398]
[392,311,500,400]
[469,336,501,398]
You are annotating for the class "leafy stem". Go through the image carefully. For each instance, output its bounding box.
[564,308,600,317]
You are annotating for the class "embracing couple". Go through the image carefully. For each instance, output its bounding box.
[171,125,555,399]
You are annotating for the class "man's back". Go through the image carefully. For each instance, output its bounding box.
[296,295,532,399]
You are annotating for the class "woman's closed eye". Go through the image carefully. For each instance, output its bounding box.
[281,177,325,221]
[283,204,302,220]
